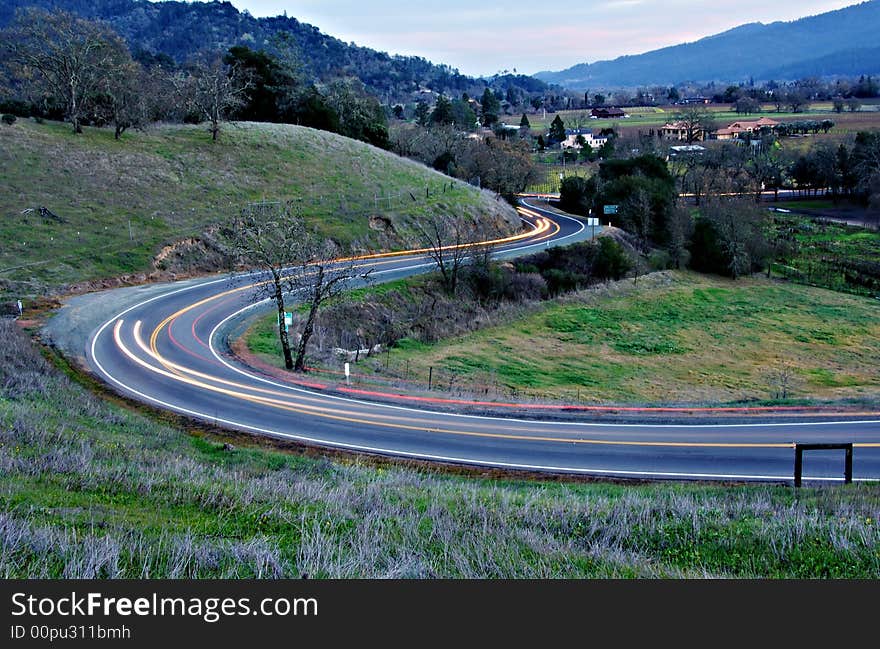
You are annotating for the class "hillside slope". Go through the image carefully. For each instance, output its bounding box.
[535,0,880,88]
[0,120,517,295]
[0,0,548,103]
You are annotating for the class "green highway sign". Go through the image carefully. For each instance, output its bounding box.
[603,204,618,215]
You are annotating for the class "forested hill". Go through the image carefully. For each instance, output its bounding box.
[535,0,880,89]
[0,0,549,103]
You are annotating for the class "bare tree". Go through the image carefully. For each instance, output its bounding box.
[666,205,693,269]
[744,147,786,202]
[415,215,478,295]
[764,362,800,400]
[705,198,768,280]
[229,202,370,371]
[180,56,250,141]
[673,104,712,144]
[2,8,131,134]
[621,187,653,252]
[288,238,371,372]
[228,202,304,369]
[786,89,809,114]
[101,59,148,139]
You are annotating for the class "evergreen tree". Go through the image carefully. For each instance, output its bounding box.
[549,114,566,144]
[519,113,530,129]
[415,100,430,126]
[431,95,454,125]
[480,87,500,126]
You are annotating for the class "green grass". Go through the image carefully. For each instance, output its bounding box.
[1,320,878,578]
[0,119,514,295]
[768,211,880,296]
[366,271,880,405]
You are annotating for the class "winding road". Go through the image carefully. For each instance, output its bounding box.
[83,199,880,483]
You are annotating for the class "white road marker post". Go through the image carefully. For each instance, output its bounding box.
[344,362,350,385]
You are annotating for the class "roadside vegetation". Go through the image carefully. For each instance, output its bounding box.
[2,320,878,578]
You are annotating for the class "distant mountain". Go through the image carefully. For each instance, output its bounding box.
[0,0,550,104]
[535,1,880,89]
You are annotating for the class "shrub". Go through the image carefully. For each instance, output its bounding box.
[0,99,31,117]
[1,114,16,126]
[593,237,632,280]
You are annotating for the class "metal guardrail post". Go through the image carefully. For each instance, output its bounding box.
[794,443,854,487]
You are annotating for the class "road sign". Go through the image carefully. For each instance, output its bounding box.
[586,217,599,226]
[603,204,618,215]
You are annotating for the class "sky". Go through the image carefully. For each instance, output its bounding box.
[224,0,863,77]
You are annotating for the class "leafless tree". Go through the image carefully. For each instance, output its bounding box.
[673,104,712,144]
[179,56,250,142]
[786,89,809,114]
[1,8,131,134]
[414,215,479,295]
[229,201,370,372]
[288,239,371,372]
[101,59,149,139]
[704,198,768,280]
[666,205,693,269]
[764,362,800,400]
[621,187,653,253]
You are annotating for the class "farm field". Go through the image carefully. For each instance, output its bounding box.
[508,102,880,138]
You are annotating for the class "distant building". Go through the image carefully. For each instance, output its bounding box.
[591,107,627,119]
[678,96,711,105]
[560,127,608,150]
[713,117,779,140]
[660,121,705,141]
[668,144,706,157]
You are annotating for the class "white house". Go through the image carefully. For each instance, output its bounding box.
[560,128,608,150]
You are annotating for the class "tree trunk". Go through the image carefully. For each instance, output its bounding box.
[294,268,324,372]
[294,301,319,372]
[274,279,294,370]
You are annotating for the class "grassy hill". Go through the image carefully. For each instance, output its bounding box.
[0,119,517,296]
[267,271,880,406]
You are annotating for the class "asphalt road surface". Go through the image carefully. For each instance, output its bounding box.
[84,199,880,483]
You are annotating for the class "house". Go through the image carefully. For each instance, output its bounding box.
[560,127,608,150]
[591,107,627,119]
[713,117,779,140]
[660,121,704,141]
